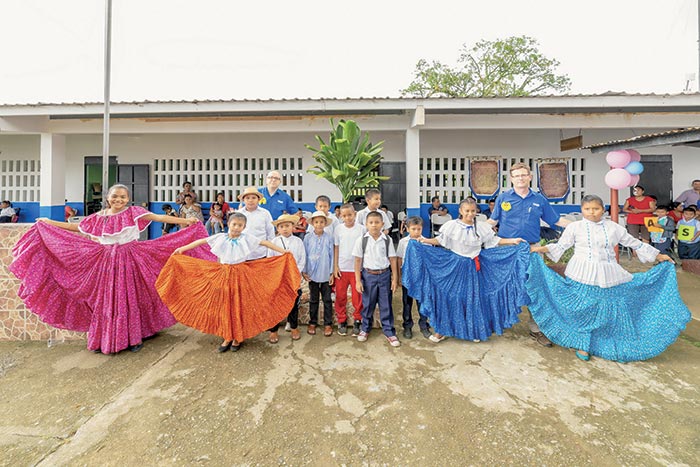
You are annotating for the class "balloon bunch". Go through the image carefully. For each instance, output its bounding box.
[604,149,643,190]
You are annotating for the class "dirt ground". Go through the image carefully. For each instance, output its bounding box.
[1,259,699,466]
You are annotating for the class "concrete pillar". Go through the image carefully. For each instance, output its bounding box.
[406,106,424,234]
[40,134,66,220]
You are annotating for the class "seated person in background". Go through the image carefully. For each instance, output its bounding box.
[482,199,496,218]
[649,206,675,255]
[179,194,204,223]
[175,181,198,206]
[428,196,448,216]
[0,200,16,223]
[64,201,77,221]
[293,208,308,240]
[677,206,700,259]
[161,204,179,235]
[668,202,683,223]
[207,202,225,235]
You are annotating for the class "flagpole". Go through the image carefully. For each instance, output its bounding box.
[101,0,112,207]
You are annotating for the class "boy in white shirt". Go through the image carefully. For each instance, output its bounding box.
[267,214,307,342]
[396,216,432,339]
[353,211,400,347]
[356,189,391,235]
[306,195,339,236]
[238,187,275,259]
[332,203,366,336]
[0,200,16,223]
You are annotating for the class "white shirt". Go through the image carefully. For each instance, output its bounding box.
[333,222,366,272]
[268,234,306,274]
[207,233,261,264]
[240,206,275,259]
[546,219,659,288]
[306,212,340,236]
[436,219,500,258]
[1,207,16,218]
[396,235,421,260]
[356,207,392,231]
[352,232,396,270]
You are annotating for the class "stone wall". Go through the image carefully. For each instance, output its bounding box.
[0,224,85,342]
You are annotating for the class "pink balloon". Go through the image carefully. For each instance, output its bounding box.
[628,174,640,187]
[605,168,632,190]
[627,149,641,162]
[606,150,631,168]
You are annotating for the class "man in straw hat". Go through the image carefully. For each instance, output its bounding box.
[238,187,275,260]
[303,211,335,337]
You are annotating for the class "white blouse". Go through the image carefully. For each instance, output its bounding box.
[206,233,261,265]
[546,219,659,288]
[436,219,500,258]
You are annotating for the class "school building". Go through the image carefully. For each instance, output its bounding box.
[1,93,699,237]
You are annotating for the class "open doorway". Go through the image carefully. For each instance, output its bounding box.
[84,156,117,215]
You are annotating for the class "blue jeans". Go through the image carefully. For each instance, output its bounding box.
[360,269,395,337]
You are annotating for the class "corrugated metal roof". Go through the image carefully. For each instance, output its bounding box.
[582,127,700,149]
[1,91,699,108]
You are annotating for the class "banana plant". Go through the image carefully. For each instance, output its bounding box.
[306,119,388,202]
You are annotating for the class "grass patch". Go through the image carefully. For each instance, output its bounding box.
[680,334,700,348]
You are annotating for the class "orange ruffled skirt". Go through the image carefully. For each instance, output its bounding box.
[155,253,301,342]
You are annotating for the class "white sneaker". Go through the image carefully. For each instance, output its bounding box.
[472,339,481,343]
[386,335,401,347]
[357,331,368,342]
[284,322,292,332]
[429,334,446,343]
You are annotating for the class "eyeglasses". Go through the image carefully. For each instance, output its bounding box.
[267,176,281,180]
[511,174,531,178]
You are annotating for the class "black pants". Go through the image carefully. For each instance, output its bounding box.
[309,281,333,326]
[0,216,12,223]
[402,286,429,330]
[269,289,302,332]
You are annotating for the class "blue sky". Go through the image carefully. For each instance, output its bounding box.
[0,0,697,104]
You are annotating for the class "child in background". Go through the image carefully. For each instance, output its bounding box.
[356,189,392,235]
[158,212,297,353]
[161,204,179,235]
[0,200,16,223]
[207,202,225,235]
[649,206,675,255]
[353,211,400,347]
[238,187,275,259]
[334,205,341,218]
[677,206,700,259]
[303,211,335,336]
[396,216,432,339]
[293,208,308,240]
[306,195,339,236]
[528,195,687,362]
[267,214,306,343]
[332,203,366,336]
[418,198,524,343]
[668,202,683,223]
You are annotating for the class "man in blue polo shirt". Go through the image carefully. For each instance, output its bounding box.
[251,170,297,221]
[488,162,569,347]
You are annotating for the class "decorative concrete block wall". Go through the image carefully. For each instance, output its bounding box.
[0,225,85,342]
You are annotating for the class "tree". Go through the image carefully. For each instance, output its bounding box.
[401,36,571,98]
[306,119,388,203]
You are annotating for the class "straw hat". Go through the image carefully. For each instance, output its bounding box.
[309,210,333,226]
[237,187,263,201]
[272,214,300,227]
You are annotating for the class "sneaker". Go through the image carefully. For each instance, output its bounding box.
[352,322,361,336]
[386,335,401,347]
[429,333,446,343]
[357,331,368,342]
[403,328,413,339]
[284,322,292,332]
[420,328,432,339]
[472,339,481,343]
[338,322,348,336]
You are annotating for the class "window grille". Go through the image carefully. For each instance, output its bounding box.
[0,159,40,202]
[153,156,305,203]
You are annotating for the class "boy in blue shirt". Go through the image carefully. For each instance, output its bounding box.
[678,207,700,259]
[303,211,335,336]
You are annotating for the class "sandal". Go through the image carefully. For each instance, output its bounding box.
[429,333,446,343]
[575,350,590,361]
[324,325,333,337]
[307,324,317,335]
[268,332,279,344]
[291,328,301,340]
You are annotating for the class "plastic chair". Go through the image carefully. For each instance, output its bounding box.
[431,212,452,237]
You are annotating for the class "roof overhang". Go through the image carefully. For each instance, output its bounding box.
[582,127,700,153]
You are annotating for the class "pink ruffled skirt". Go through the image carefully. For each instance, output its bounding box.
[10,223,213,354]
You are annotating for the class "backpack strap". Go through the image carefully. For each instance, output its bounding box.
[361,235,391,260]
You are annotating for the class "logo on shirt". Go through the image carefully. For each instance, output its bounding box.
[260,197,267,205]
[501,201,511,212]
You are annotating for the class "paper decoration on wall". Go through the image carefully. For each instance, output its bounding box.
[469,159,501,200]
[537,160,570,202]
[677,225,696,241]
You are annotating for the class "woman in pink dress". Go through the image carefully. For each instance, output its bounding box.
[10,184,213,354]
